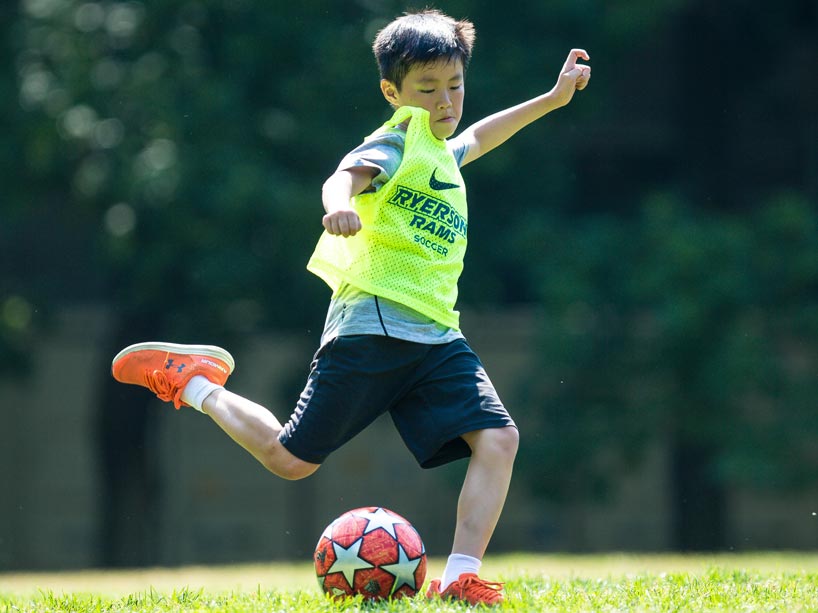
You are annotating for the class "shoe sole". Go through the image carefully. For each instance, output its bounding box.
[112,342,235,374]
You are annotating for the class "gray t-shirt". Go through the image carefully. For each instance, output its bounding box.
[320,127,468,347]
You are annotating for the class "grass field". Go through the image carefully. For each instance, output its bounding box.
[2,553,817,612]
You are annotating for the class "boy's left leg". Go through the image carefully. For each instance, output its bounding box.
[426,425,518,606]
[453,426,519,559]
[387,337,516,605]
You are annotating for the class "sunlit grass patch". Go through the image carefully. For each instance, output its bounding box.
[2,553,817,612]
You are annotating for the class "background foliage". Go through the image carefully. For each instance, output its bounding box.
[2,0,817,553]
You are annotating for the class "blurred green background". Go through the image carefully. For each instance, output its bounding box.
[1,0,817,570]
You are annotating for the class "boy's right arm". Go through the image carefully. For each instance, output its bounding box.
[321,166,377,237]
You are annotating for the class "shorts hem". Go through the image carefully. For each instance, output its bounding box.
[417,419,517,469]
[277,432,327,466]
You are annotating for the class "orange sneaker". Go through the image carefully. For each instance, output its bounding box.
[426,573,504,606]
[111,342,234,409]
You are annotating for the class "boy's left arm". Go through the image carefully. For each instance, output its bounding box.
[455,49,590,166]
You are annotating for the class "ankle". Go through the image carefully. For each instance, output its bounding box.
[442,553,481,590]
[181,375,224,413]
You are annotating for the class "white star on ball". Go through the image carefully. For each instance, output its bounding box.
[327,537,374,587]
[358,507,406,538]
[381,543,422,594]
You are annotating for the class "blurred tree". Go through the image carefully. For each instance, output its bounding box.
[499,0,818,550]
[9,0,388,565]
[520,194,818,549]
[5,0,818,559]
[1,2,44,379]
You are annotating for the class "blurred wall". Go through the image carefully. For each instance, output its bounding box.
[3,0,817,571]
[1,304,816,571]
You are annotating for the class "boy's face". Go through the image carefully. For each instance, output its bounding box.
[380,58,465,140]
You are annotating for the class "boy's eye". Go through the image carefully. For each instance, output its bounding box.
[418,89,435,94]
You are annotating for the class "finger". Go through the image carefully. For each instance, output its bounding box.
[322,214,336,234]
[345,213,362,236]
[575,65,591,89]
[570,48,590,62]
[563,48,590,71]
[325,215,345,236]
[563,67,583,80]
[337,215,351,236]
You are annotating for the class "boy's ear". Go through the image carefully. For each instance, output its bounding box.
[380,79,400,105]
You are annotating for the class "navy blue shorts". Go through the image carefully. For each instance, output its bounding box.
[278,335,515,468]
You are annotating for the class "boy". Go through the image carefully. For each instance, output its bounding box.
[112,9,589,605]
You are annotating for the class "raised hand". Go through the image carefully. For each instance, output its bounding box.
[551,48,591,107]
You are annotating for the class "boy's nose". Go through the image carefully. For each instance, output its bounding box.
[437,88,452,109]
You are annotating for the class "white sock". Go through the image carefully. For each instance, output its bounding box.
[441,553,481,590]
[180,375,223,413]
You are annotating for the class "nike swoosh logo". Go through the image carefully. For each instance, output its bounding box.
[429,168,459,191]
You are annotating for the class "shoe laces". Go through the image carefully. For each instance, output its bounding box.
[453,574,504,602]
[144,369,176,403]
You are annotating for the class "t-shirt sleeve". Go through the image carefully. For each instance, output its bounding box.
[335,130,405,192]
[448,139,470,167]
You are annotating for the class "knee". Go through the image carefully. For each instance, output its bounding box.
[261,441,320,480]
[467,426,519,460]
[275,458,320,481]
[492,426,520,458]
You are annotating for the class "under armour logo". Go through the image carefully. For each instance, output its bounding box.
[165,358,186,373]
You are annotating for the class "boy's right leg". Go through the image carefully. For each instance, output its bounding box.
[111,342,319,481]
[202,388,319,480]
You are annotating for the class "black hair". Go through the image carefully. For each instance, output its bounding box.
[372,9,475,90]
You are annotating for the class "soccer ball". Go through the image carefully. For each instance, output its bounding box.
[314,506,427,600]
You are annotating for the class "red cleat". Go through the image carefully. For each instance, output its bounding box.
[112,342,234,409]
[426,573,504,606]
